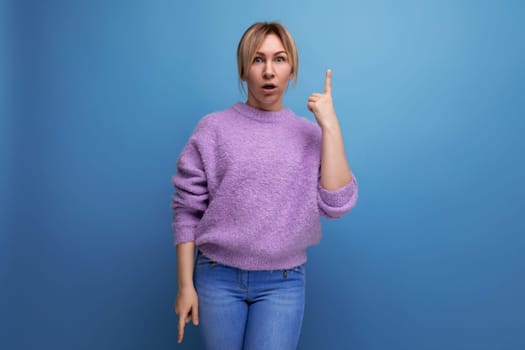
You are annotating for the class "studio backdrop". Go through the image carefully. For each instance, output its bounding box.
[4,0,525,349]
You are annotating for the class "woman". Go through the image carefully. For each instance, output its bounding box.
[172,21,358,350]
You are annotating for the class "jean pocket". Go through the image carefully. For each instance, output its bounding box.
[284,264,306,278]
[196,252,217,268]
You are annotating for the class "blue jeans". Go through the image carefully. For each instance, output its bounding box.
[194,251,306,350]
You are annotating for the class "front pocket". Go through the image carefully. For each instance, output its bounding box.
[196,253,217,267]
[282,265,306,279]
[288,264,306,276]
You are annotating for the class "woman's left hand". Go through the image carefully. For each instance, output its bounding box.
[307,69,339,129]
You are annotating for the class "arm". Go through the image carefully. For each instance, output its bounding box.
[172,116,214,245]
[319,118,353,190]
[176,241,196,291]
[308,69,358,218]
[171,119,213,342]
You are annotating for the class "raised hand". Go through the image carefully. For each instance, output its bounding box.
[307,69,338,129]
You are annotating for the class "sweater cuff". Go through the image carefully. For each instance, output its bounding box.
[318,174,358,207]
[173,224,196,246]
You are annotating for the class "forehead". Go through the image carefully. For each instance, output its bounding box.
[256,33,286,53]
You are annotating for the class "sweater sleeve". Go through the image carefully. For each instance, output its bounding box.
[171,119,213,245]
[317,173,358,219]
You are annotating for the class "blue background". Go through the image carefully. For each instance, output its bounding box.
[3,0,525,349]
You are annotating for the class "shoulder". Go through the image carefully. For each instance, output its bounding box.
[195,105,238,130]
[293,114,320,131]
[190,104,238,138]
[290,112,322,142]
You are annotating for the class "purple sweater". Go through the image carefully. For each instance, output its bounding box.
[172,102,358,270]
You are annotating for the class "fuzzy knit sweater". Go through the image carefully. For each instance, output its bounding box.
[171,102,358,270]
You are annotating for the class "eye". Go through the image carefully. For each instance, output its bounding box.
[253,56,264,63]
[275,56,287,62]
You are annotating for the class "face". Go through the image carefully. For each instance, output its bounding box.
[243,33,294,112]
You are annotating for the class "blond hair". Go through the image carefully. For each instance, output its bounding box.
[237,22,299,94]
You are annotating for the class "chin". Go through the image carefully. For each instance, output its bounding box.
[249,93,283,110]
[261,96,282,105]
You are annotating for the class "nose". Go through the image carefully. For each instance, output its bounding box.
[263,61,275,79]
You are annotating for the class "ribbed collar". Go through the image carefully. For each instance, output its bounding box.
[232,102,294,123]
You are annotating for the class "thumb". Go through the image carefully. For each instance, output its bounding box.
[192,303,199,326]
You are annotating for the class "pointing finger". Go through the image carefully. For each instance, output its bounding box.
[178,316,185,343]
[324,69,332,95]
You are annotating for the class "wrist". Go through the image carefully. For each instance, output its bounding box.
[178,283,196,291]
[320,118,341,134]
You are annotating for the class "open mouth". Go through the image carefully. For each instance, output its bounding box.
[262,84,277,92]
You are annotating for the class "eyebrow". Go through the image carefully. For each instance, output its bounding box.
[254,50,288,56]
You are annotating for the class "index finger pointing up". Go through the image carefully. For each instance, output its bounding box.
[324,69,332,94]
